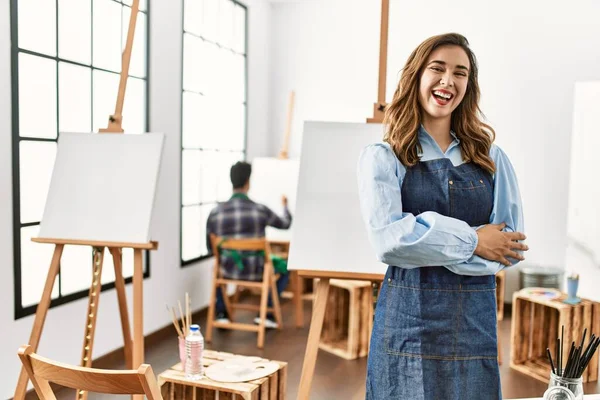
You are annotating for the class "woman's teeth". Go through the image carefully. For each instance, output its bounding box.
[433,90,452,100]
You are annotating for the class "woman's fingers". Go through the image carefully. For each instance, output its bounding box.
[505,250,525,261]
[505,231,527,241]
[510,242,529,251]
[499,257,511,266]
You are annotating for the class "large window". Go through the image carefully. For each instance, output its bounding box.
[181,0,247,265]
[11,0,149,319]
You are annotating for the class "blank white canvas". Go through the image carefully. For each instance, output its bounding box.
[249,157,299,242]
[287,121,388,275]
[38,132,165,244]
[566,81,600,264]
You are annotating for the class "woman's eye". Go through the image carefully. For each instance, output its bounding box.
[430,67,443,72]
[455,72,467,77]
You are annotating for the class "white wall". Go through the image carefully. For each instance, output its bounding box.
[0,0,271,398]
[269,0,600,298]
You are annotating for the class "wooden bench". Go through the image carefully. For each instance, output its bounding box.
[158,350,287,400]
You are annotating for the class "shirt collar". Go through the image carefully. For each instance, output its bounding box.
[230,192,249,200]
[418,125,460,154]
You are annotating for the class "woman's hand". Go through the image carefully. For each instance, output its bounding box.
[474,223,528,266]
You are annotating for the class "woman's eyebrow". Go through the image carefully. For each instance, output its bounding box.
[428,60,470,72]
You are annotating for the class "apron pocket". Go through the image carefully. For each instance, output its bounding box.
[449,179,492,227]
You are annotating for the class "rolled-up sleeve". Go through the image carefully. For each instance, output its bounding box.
[444,145,525,275]
[357,143,479,268]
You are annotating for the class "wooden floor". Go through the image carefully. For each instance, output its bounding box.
[42,297,600,400]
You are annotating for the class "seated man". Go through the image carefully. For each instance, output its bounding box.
[206,161,292,328]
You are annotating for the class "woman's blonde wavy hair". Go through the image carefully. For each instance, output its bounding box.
[383,33,496,174]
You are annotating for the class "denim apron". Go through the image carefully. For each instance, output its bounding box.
[366,158,501,400]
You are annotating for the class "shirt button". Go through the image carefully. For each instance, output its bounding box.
[449,180,454,185]
[388,278,391,282]
[479,179,484,184]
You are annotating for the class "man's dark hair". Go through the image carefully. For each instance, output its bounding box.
[230,161,252,189]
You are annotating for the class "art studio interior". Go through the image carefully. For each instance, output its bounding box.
[2,0,600,399]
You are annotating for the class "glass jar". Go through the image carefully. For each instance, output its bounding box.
[543,372,583,400]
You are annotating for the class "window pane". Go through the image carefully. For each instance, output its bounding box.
[20,141,57,224]
[93,0,122,72]
[184,0,203,36]
[122,8,147,78]
[101,248,135,284]
[182,204,214,261]
[216,151,243,201]
[18,54,57,139]
[58,0,91,64]
[203,43,220,97]
[219,0,234,49]
[183,34,205,93]
[218,50,233,100]
[21,226,59,308]
[122,77,146,133]
[232,53,245,102]
[122,248,136,278]
[200,151,224,203]
[202,97,220,149]
[123,0,147,12]
[18,0,56,56]
[182,150,201,205]
[203,0,219,43]
[59,63,91,133]
[182,205,201,261]
[92,70,119,132]
[233,5,246,54]
[182,91,205,148]
[60,246,92,295]
[222,104,245,151]
[182,150,223,205]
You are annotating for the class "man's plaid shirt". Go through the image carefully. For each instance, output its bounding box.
[206,193,292,281]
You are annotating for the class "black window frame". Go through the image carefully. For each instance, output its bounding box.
[180,0,249,267]
[11,0,152,320]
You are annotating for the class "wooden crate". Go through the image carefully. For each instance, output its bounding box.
[318,279,372,360]
[510,289,600,383]
[158,350,287,400]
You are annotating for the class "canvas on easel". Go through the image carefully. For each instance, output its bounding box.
[38,132,164,244]
[248,156,299,242]
[287,121,387,277]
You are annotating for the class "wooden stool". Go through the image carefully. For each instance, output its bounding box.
[510,289,600,383]
[318,279,372,360]
[158,350,287,400]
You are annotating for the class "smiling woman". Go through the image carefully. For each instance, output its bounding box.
[357,33,527,400]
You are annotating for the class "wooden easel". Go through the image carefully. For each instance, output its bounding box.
[13,2,148,400]
[278,90,295,160]
[296,1,389,398]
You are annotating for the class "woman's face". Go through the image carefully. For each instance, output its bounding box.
[418,45,470,122]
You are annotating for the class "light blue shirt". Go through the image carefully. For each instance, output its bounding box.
[357,126,525,276]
